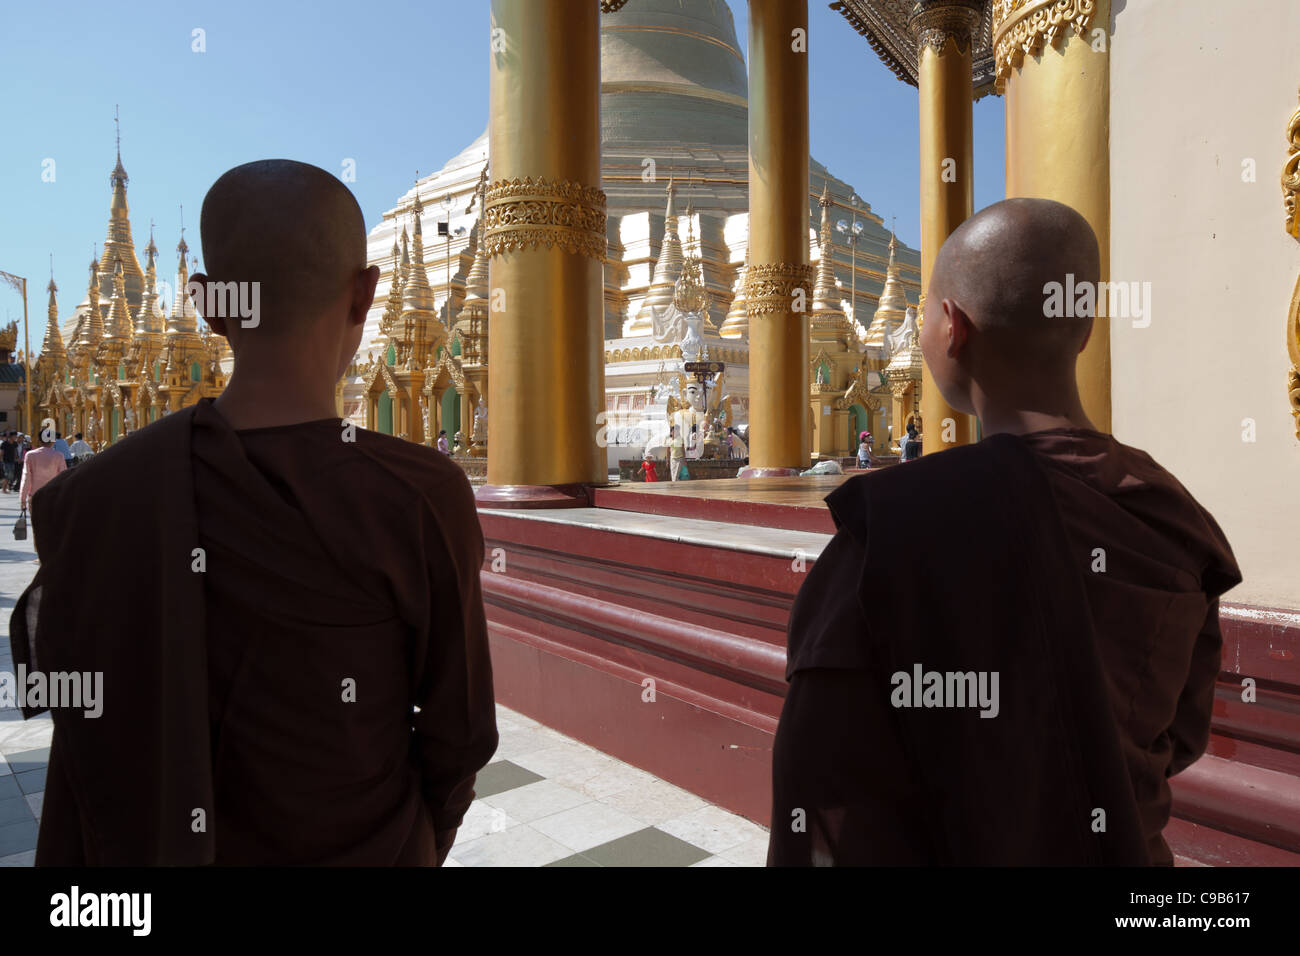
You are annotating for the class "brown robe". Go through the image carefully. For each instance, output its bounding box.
[10,398,498,865]
[767,429,1240,866]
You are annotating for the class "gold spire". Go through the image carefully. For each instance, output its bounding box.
[719,254,749,339]
[76,256,104,351]
[42,272,66,364]
[103,256,134,344]
[136,224,161,335]
[811,185,841,313]
[399,187,443,362]
[864,230,908,353]
[457,166,491,370]
[167,223,198,335]
[99,108,144,314]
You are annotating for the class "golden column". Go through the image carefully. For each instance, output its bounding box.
[479,0,607,504]
[911,0,982,453]
[995,0,1111,432]
[740,0,814,477]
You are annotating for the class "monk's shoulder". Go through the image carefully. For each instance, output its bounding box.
[347,427,473,500]
[828,440,1008,528]
[43,408,195,503]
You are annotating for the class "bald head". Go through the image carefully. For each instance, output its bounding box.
[199,160,367,333]
[930,197,1099,352]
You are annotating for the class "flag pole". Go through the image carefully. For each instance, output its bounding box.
[21,276,32,437]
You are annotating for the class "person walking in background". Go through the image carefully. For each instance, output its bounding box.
[1,431,17,493]
[52,432,74,466]
[68,432,93,466]
[669,426,685,481]
[857,431,871,468]
[900,423,922,462]
[19,433,66,512]
[437,429,450,454]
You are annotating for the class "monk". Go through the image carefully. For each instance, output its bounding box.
[768,198,1240,866]
[9,160,498,865]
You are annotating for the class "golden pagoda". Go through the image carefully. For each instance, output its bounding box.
[863,231,907,362]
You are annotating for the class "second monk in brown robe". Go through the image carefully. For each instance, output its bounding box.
[768,199,1240,866]
[11,160,498,865]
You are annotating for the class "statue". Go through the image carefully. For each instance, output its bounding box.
[815,364,828,386]
[124,401,136,433]
[680,310,704,364]
[665,377,730,460]
[421,401,431,444]
[473,398,488,443]
[453,430,464,455]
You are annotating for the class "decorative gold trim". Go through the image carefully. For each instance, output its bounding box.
[993,0,1098,90]
[600,0,630,12]
[745,263,815,317]
[909,0,984,57]
[1285,86,1300,239]
[484,177,608,263]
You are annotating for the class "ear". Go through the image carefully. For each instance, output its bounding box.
[942,297,974,358]
[189,272,229,337]
[351,266,381,326]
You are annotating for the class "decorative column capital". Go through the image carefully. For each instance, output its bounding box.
[483,176,608,263]
[909,0,985,56]
[992,0,1099,90]
[744,263,815,318]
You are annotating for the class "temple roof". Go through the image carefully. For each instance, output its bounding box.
[829,0,998,99]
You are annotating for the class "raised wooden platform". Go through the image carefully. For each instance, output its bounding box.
[477,484,1300,866]
[593,475,849,533]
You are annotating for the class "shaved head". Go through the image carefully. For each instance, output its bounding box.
[199,159,367,333]
[920,198,1100,428]
[930,197,1099,349]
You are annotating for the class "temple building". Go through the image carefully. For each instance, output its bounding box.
[33,131,228,447]
[345,0,923,467]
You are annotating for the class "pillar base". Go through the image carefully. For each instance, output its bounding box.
[736,466,803,479]
[475,483,594,509]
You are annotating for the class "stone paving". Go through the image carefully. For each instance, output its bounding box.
[0,489,768,867]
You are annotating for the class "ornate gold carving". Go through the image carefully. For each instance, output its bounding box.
[484,177,608,262]
[993,0,1098,90]
[745,262,815,317]
[909,0,984,56]
[600,0,630,12]
[1285,86,1300,239]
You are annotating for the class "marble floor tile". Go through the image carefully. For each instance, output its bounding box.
[448,824,572,868]
[657,804,766,855]
[599,777,709,826]
[481,779,591,824]
[529,801,646,853]
[510,742,617,780]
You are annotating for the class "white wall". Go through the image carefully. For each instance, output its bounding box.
[1109,0,1300,608]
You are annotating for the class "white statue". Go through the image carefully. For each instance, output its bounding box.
[650,302,686,345]
[473,398,488,442]
[815,364,828,385]
[680,311,704,364]
[888,306,920,357]
[421,401,431,444]
[124,402,136,433]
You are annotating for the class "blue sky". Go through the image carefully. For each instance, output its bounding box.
[0,0,1004,352]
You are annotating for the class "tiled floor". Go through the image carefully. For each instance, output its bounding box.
[0,491,768,867]
[449,707,769,867]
